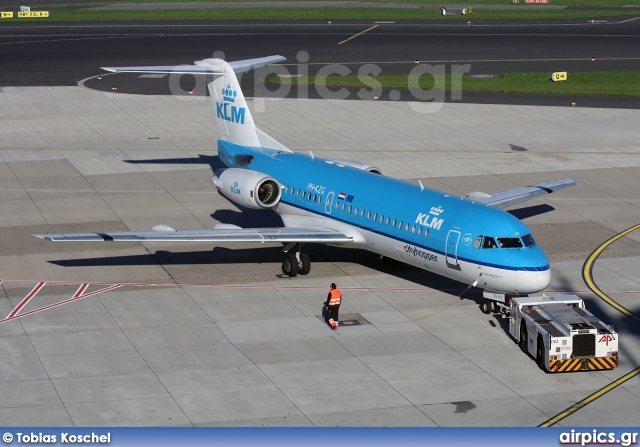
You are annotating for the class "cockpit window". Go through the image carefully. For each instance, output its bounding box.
[497,237,523,249]
[482,237,497,249]
[522,234,537,248]
[473,236,482,249]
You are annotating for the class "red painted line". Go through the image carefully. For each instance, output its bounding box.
[0,279,638,295]
[0,284,122,324]
[73,283,89,299]
[0,279,449,292]
[72,284,122,300]
[0,279,601,293]
[6,281,45,319]
[0,278,637,327]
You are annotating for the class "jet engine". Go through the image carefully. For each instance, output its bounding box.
[211,168,281,210]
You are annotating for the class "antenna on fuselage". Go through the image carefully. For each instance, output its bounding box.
[309,150,314,160]
[418,180,424,192]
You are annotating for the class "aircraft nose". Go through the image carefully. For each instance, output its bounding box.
[517,266,550,294]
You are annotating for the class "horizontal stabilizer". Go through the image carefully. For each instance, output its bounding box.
[227,55,287,74]
[102,55,286,76]
[33,227,353,244]
[467,177,577,209]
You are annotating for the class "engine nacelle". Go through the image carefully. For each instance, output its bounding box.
[327,158,382,175]
[211,168,281,210]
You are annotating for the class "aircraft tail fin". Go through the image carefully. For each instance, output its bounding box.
[102,55,287,148]
[205,59,260,147]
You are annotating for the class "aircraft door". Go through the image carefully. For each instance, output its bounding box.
[445,229,461,269]
[325,191,334,215]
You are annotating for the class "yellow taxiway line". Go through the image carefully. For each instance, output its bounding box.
[582,223,640,321]
[338,25,378,45]
[539,368,640,427]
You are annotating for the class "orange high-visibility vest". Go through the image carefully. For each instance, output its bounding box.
[329,289,341,306]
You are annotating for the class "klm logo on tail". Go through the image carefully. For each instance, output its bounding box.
[217,85,246,124]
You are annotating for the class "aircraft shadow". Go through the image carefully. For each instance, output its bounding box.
[50,246,284,267]
[49,243,476,300]
[211,208,284,228]
[508,204,555,220]
[124,154,225,172]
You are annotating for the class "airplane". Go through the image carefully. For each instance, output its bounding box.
[33,55,577,312]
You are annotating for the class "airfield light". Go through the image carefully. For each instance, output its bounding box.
[467,21,471,25]
[112,85,117,91]
[328,20,331,24]
[97,75,102,80]
[189,89,193,95]
[571,102,576,107]
[415,59,419,64]
[591,57,596,62]
[374,95,379,100]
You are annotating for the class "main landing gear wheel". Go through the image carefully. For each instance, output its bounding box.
[519,324,528,354]
[282,253,299,277]
[536,336,545,370]
[282,243,311,277]
[299,252,311,275]
[491,301,500,313]
[480,298,492,314]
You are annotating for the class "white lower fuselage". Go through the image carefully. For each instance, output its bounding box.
[276,202,550,294]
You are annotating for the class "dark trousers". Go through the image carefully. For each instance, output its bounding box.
[327,304,340,325]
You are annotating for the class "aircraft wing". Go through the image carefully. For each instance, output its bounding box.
[466,177,577,209]
[101,55,286,75]
[33,225,353,244]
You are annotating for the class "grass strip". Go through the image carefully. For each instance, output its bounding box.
[3,7,640,22]
[27,0,640,8]
[265,71,640,97]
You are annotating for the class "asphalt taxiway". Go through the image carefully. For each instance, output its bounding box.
[2,19,640,96]
[1,84,639,426]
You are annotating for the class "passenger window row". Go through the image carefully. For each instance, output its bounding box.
[284,186,429,238]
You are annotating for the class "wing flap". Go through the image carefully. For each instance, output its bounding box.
[467,177,577,209]
[33,227,353,244]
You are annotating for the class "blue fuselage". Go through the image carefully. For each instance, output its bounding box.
[219,140,551,294]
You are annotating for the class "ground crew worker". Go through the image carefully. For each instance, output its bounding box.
[326,283,342,330]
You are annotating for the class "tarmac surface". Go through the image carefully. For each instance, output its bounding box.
[1,84,639,426]
[1,12,639,427]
